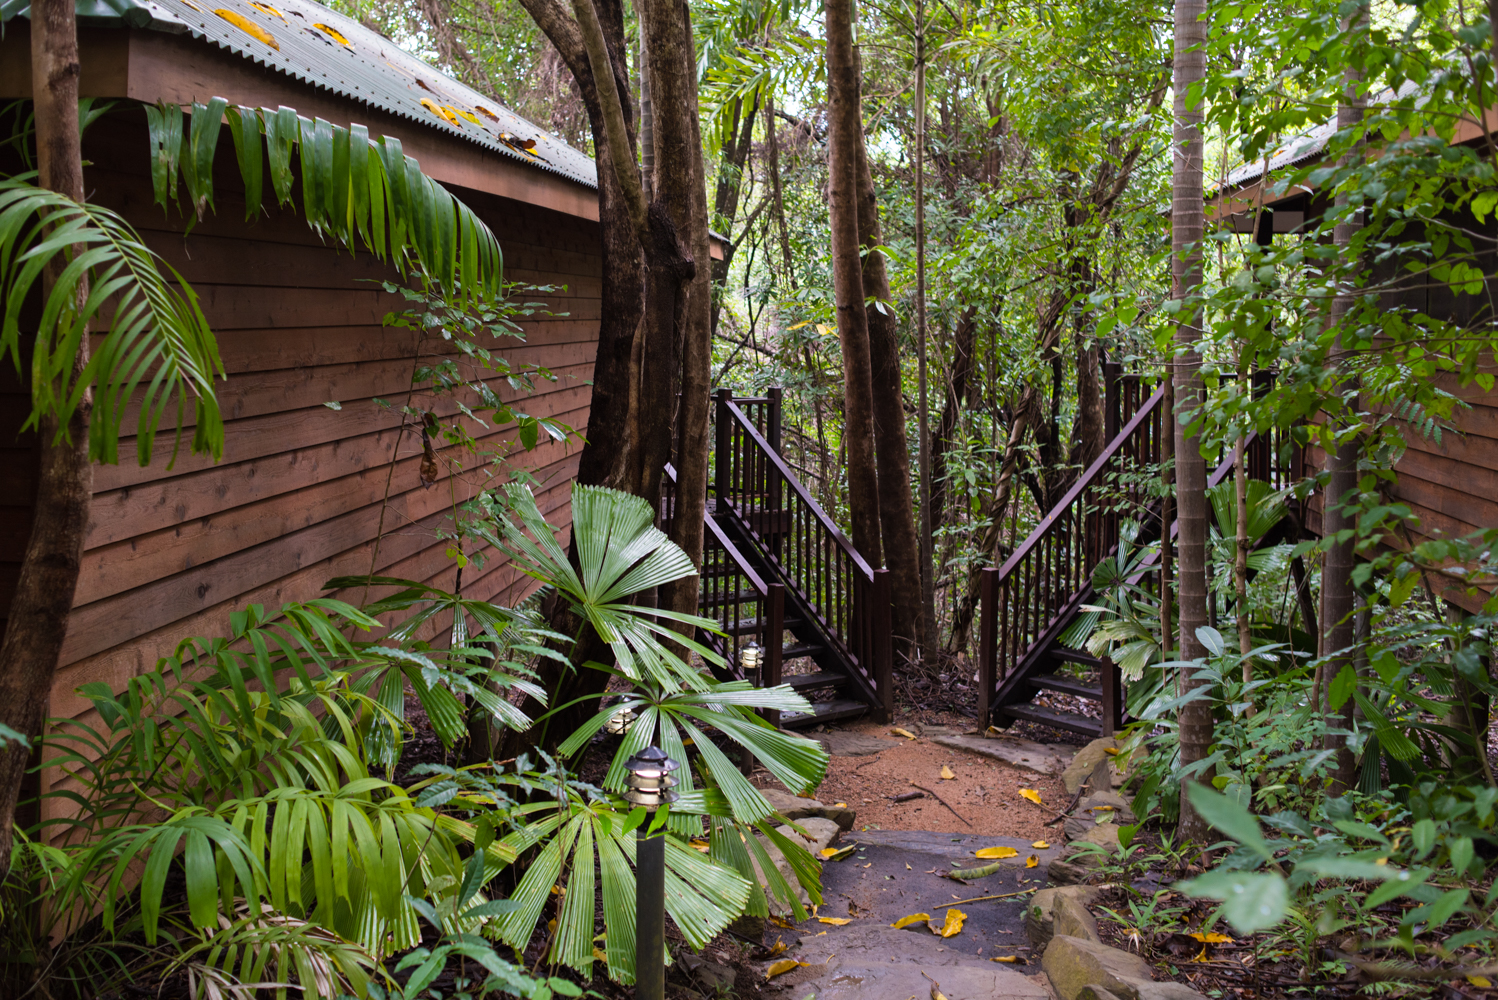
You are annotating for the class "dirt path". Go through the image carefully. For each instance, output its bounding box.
[803,719,1070,839]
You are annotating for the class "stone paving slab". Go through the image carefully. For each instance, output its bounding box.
[782,962,1053,999]
[931,733,1072,776]
[846,829,1067,869]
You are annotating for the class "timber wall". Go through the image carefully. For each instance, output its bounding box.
[0,107,601,727]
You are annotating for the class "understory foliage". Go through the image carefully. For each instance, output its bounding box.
[2,483,828,998]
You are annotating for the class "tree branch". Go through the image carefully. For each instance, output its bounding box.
[569,0,650,240]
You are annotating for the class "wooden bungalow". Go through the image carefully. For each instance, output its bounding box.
[0,0,624,749]
[1212,117,1498,614]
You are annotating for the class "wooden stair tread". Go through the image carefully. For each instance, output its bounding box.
[781,642,824,659]
[780,698,867,728]
[1049,646,1104,668]
[997,702,1102,737]
[1028,674,1103,700]
[721,616,805,636]
[784,670,842,692]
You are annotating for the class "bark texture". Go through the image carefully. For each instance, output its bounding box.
[1172,0,1214,843]
[824,0,883,562]
[0,0,92,880]
[1324,58,1366,795]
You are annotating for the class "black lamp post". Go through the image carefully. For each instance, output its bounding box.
[623,745,679,1000]
[740,641,763,685]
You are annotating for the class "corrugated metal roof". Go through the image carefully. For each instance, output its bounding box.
[0,0,599,190]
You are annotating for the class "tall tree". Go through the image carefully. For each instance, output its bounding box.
[1323,8,1366,795]
[824,0,883,563]
[0,0,91,880]
[1172,0,1214,842]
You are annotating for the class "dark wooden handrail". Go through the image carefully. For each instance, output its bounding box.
[720,399,877,581]
[713,392,893,719]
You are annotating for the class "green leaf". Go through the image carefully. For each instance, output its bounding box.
[1412,818,1435,859]
[1180,868,1289,934]
[1185,782,1273,861]
[1449,837,1474,878]
[143,100,183,215]
[1328,663,1358,711]
[224,106,264,220]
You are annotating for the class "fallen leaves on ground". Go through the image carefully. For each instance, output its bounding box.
[933,909,966,937]
[990,955,1024,964]
[940,765,957,780]
[1032,840,1050,849]
[819,845,857,861]
[891,727,918,740]
[1018,788,1044,805]
[1026,855,1040,868]
[975,846,1019,859]
[765,959,807,979]
[891,912,931,930]
[818,917,852,925]
[1188,932,1233,944]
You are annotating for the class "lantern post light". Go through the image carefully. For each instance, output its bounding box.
[624,746,679,1000]
[740,641,763,685]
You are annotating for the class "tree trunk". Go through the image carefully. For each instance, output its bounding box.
[850,34,919,646]
[0,0,92,881]
[824,0,882,563]
[709,96,758,334]
[1324,52,1366,795]
[664,0,713,627]
[1172,0,1213,843]
[931,307,977,531]
[1160,376,1174,659]
[1234,355,1253,708]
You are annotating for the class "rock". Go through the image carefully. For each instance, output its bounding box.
[817,731,899,756]
[1130,984,1209,1000]
[1078,823,1121,852]
[681,953,736,992]
[931,733,1070,776]
[1062,737,1121,795]
[760,788,857,831]
[1041,935,1154,1000]
[1078,790,1136,826]
[1078,988,1126,1000]
[1024,885,1100,953]
[746,816,841,916]
[1046,858,1092,887]
[1053,892,1101,944]
[777,963,1050,1000]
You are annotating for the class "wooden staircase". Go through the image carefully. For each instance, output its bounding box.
[976,370,1303,738]
[664,389,893,728]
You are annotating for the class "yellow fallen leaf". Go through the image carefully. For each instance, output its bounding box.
[819,845,857,861]
[313,22,351,45]
[863,863,873,868]
[931,984,949,1000]
[1188,932,1234,944]
[1026,855,1040,868]
[892,727,918,740]
[768,939,787,956]
[991,955,1021,963]
[1032,840,1050,849]
[247,1,283,17]
[689,839,710,852]
[906,863,912,870]
[819,917,852,925]
[941,765,957,780]
[891,912,931,930]
[834,801,848,807]
[1018,788,1044,805]
[1104,746,1120,755]
[1090,805,1115,812]
[592,947,608,964]
[213,9,278,48]
[454,107,482,124]
[765,959,807,979]
[815,931,827,936]
[933,908,966,938]
[1469,975,1492,988]
[974,846,1019,859]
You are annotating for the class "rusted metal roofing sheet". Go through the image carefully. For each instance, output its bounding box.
[0,0,599,190]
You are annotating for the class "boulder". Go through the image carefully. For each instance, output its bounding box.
[1054,891,1101,943]
[1079,790,1136,826]
[1078,988,1125,1000]
[1024,885,1101,953]
[1062,737,1121,795]
[1041,935,1153,1000]
[759,788,857,831]
[1078,823,1121,852]
[1131,983,1209,1000]
[744,816,841,918]
[1046,857,1093,887]
[680,953,736,992]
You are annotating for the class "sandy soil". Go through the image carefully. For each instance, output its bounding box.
[787,718,1071,841]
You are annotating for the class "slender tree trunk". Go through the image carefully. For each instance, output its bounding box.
[1324,39,1366,795]
[665,0,713,626]
[931,306,978,531]
[1172,0,1214,843]
[710,96,758,334]
[824,0,882,562]
[913,9,935,656]
[0,0,92,881]
[1234,354,1253,711]
[1160,376,1174,660]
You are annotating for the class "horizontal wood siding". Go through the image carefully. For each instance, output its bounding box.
[0,107,600,733]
